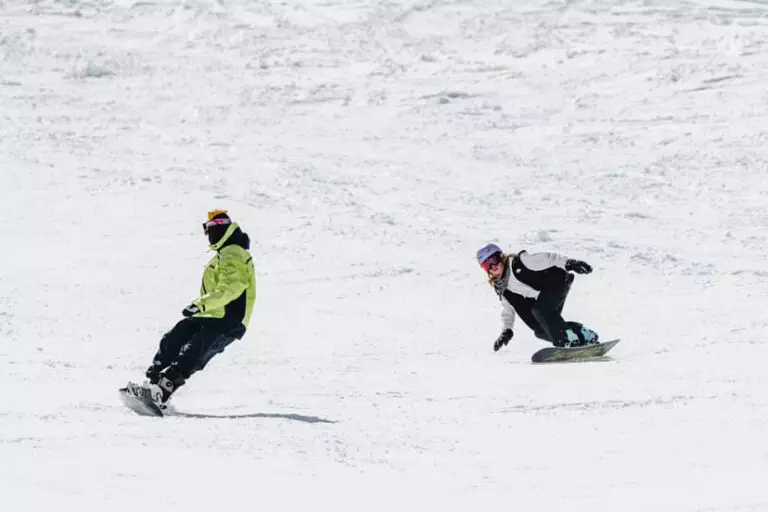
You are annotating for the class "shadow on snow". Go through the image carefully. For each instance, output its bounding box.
[172,411,336,423]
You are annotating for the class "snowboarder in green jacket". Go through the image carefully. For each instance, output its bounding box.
[125,209,256,409]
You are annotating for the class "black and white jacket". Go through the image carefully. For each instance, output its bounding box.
[493,250,570,331]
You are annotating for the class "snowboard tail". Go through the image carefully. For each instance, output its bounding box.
[119,387,165,417]
[532,339,620,364]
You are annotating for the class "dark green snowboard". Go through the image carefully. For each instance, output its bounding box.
[531,339,620,364]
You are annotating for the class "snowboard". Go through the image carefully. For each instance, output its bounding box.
[531,338,620,364]
[118,387,165,417]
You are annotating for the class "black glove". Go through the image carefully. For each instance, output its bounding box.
[565,259,592,274]
[494,329,514,352]
[182,303,201,317]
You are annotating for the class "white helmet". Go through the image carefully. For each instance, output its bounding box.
[476,243,502,266]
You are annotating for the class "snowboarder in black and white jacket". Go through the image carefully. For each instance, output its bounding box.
[476,243,599,352]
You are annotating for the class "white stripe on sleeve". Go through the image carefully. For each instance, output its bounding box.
[518,251,569,271]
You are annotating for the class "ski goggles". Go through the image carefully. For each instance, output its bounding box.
[480,252,503,272]
[202,218,231,234]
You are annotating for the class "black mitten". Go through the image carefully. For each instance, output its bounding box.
[182,303,201,317]
[494,329,514,352]
[565,259,592,274]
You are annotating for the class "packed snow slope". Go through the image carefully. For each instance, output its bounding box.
[1,0,767,510]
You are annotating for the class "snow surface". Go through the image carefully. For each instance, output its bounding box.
[1,0,768,510]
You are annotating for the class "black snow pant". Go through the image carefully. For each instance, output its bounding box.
[530,273,575,346]
[152,317,246,380]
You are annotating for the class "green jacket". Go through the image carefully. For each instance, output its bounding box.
[191,222,256,328]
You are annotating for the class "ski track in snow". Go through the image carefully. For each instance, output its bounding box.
[1,0,768,510]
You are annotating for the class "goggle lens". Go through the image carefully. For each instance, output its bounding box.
[202,218,231,234]
[481,253,503,272]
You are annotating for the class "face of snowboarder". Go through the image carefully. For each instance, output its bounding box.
[203,217,231,245]
[481,252,504,278]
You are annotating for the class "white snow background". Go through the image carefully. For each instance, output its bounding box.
[1,0,768,510]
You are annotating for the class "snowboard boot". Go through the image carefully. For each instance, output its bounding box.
[580,326,599,345]
[561,328,582,348]
[145,363,162,385]
[157,366,186,405]
[561,322,600,347]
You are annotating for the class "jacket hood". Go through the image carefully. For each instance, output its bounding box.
[209,222,251,251]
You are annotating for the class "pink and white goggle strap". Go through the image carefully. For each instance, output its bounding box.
[203,218,231,233]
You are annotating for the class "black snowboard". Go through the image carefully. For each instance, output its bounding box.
[531,339,620,364]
